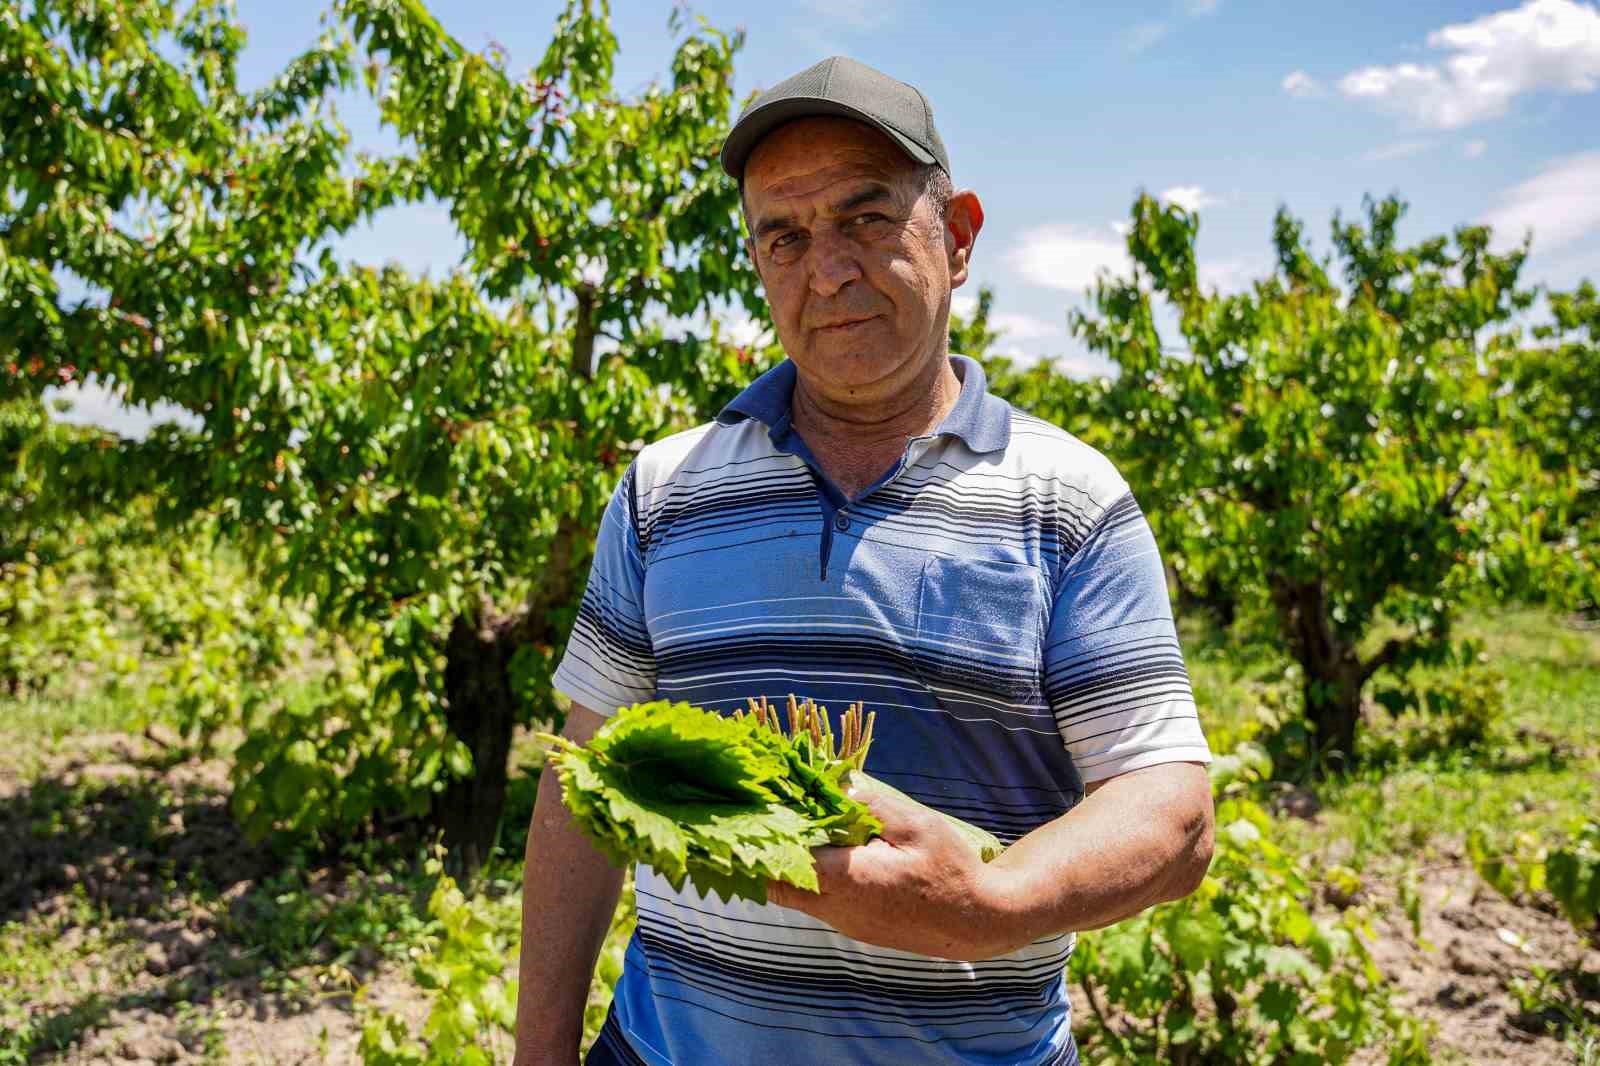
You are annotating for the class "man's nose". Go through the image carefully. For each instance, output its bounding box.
[807,230,862,298]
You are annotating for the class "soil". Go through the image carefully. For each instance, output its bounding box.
[1355,852,1600,1064]
[0,732,429,1064]
[4,732,1596,1063]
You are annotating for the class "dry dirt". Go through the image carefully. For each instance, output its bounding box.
[0,732,429,1064]
[1356,854,1600,1064]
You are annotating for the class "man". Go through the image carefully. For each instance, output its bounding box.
[515,57,1214,1066]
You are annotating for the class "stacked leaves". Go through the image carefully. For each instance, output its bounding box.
[543,695,1002,904]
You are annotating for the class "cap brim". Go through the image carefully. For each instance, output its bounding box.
[719,96,938,179]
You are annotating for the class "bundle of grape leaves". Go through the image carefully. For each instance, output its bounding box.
[542,696,1002,904]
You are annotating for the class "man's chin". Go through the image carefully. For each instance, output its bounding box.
[793,348,913,393]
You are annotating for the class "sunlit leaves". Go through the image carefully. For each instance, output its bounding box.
[1068,194,1592,757]
[1073,790,1431,1063]
[3,0,772,846]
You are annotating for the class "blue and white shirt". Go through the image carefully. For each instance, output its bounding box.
[553,355,1210,1065]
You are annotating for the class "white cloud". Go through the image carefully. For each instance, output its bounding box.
[1159,185,1221,212]
[1126,1,1219,59]
[660,306,771,348]
[1042,348,1114,381]
[1007,224,1131,293]
[1127,20,1171,54]
[1480,150,1600,252]
[44,378,202,441]
[950,296,1063,342]
[1199,257,1265,294]
[1281,69,1324,98]
[1465,138,1489,158]
[1337,0,1600,129]
[1360,140,1437,162]
[990,311,1063,341]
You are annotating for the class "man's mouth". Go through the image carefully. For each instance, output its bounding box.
[815,316,876,333]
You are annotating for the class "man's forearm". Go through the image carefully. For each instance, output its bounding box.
[513,708,625,1066]
[983,760,1214,952]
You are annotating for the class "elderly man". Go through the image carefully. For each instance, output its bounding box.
[515,57,1214,1066]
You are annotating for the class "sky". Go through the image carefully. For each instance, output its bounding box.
[49,0,1600,435]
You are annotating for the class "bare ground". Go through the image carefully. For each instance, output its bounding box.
[0,733,429,1064]
[1356,853,1600,1064]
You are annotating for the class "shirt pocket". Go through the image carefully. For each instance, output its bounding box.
[914,555,1047,704]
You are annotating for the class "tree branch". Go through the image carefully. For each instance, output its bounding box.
[1436,469,1471,517]
[572,281,597,379]
[1359,635,1408,683]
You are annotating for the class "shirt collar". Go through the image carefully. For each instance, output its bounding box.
[715,353,1011,454]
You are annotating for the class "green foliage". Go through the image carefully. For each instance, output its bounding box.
[1367,652,1507,759]
[1072,755,1431,1064]
[950,285,1107,445]
[356,864,636,1066]
[0,400,121,696]
[0,891,128,1065]
[1471,821,1600,947]
[3,0,772,861]
[2,397,321,780]
[1512,280,1600,609]
[543,697,892,904]
[358,855,519,1066]
[1070,193,1591,763]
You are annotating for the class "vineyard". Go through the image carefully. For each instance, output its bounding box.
[3,0,1599,1063]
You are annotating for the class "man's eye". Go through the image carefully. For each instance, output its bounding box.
[850,213,888,227]
[771,233,799,250]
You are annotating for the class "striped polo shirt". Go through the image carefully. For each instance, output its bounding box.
[552,354,1210,1065]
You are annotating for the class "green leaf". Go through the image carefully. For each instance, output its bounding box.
[547,699,995,903]
[1169,912,1225,971]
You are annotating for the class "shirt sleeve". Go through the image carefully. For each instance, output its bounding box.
[551,464,657,717]
[1043,491,1211,783]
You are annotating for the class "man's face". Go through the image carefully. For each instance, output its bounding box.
[742,117,964,397]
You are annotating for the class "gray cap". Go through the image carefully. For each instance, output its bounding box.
[719,56,950,181]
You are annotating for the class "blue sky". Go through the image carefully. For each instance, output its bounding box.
[51,0,1600,432]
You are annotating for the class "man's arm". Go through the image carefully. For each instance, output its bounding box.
[990,760,1214,936]
[513,703,624,1066]
[767,760,1213,961]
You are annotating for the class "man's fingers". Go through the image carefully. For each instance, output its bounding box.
[767,875,820,911]
[847,779,930,844]
[810,843,852,884]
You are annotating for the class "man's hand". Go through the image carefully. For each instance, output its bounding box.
[766,779,1023,961]
[766,762,1214,962]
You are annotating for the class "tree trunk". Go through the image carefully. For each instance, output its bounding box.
[1268,575,1365,767]
[436,611,522,875]
[431,286,603,873]
[1302,669,1362,762]
[1172,565,1237,629]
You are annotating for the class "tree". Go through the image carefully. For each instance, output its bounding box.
[1071,194,1585,764]
[950,284,1106,444]
[3,0,770,870]
[1511,281,1600,611]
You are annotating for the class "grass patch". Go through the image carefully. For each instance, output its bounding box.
[220,843,437,998]
[0,891,137,1064]
[1182,605,1600,871]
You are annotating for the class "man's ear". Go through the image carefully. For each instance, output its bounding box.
[945,190,984,289]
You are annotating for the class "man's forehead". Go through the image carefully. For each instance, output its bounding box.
[745,117,917,204]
